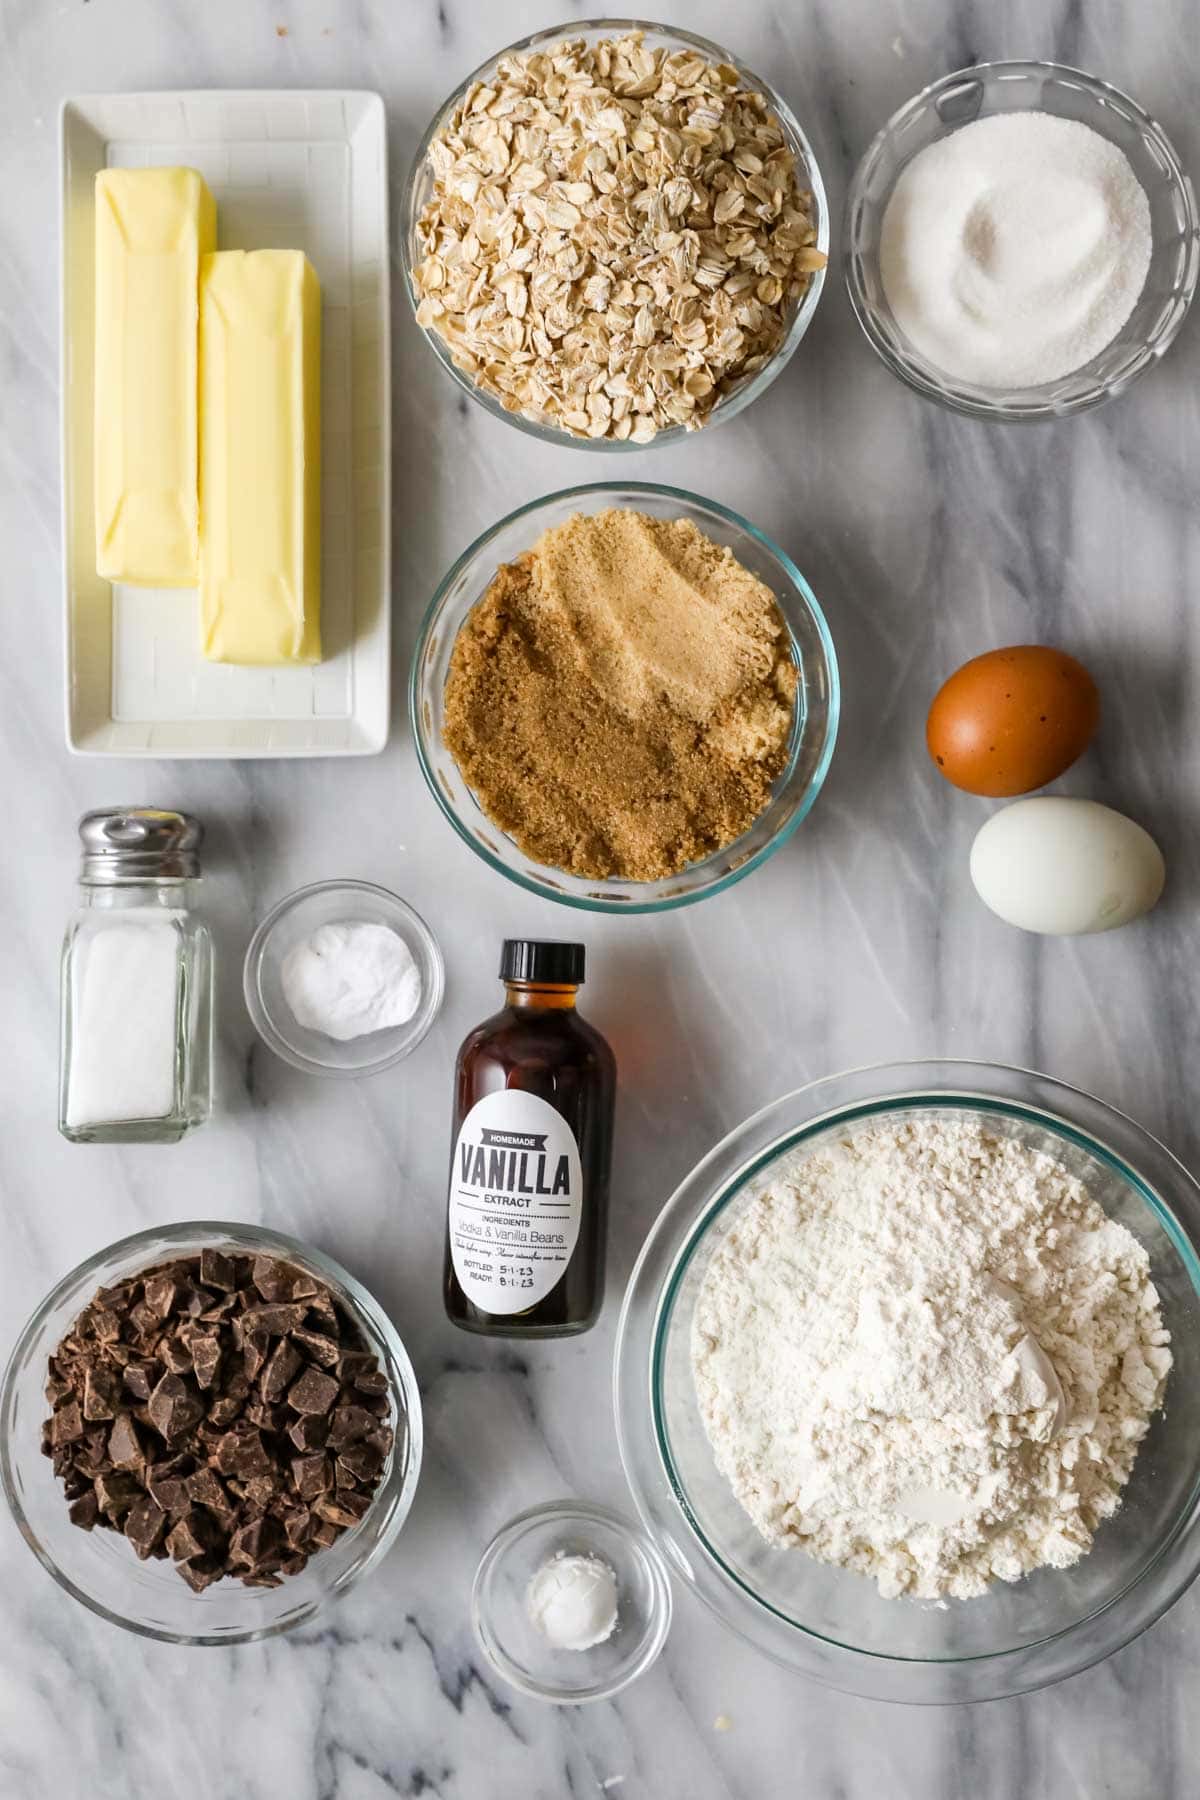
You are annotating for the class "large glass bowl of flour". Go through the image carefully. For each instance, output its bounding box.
[614,1061,1200,1701]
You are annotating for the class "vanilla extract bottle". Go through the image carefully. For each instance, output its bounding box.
[443,941,616,1338]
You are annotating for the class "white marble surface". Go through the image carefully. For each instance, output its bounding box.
[2,0,1200,1794]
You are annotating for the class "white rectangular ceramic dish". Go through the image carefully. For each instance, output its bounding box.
[61,90,390,757]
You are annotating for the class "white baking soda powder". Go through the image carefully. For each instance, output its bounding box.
[527,1552,619,1651]
[281,920,422,1041]
[879,112,1152,388]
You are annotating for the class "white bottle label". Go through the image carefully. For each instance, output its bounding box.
[448,1089,583,1315]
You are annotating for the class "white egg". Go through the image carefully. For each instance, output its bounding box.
[970,797,1165,936]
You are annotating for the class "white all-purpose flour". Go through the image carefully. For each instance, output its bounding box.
[691,1117,1172,1600]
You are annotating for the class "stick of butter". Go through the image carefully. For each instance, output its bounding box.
[199,249,322,665]
[94,167,215,586]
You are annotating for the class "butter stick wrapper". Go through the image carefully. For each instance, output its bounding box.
[199,249,322,665]
[94,167,216,586]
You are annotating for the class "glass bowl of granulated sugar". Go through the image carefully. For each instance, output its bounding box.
[614,1060,1200,1702]
[411,482,839,915]
[845,61,1198,421]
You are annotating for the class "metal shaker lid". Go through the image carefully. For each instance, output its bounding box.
[78,808,204,882]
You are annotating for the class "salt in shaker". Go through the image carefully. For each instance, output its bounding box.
[58,808,213,1143]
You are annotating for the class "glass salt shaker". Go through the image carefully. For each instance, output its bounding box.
[59,808,213,1143]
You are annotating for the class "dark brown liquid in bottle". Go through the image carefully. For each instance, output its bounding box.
[444,977,616,1338]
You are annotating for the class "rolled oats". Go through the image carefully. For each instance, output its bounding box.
[413,31,826,441]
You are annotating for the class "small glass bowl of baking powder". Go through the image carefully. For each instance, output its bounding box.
[845,60,1198,420]
[243,880,445,1077]
[472,1499,673,1703]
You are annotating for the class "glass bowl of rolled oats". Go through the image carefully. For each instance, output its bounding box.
[402,20,829,447]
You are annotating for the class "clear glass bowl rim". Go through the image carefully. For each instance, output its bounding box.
[1,1219,424,1645]
[843,58,1200,422]
[242,879,446,1077]
[612,1058,1200,1702]
[470,1496,674,1703]
[399,15,830,450]
[408,479,841,914]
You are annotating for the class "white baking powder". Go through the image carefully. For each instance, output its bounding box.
[879,112,1152,388]
[281,920,421,1042]
[691,1117,1172,1600]
[526,1552,619,1651]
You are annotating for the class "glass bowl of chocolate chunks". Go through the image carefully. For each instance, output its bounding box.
[0,1222,422,1643]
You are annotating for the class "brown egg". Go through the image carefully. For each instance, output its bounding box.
[926,646,1100,797]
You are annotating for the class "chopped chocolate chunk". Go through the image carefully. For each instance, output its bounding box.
[291,1454,332,1501]
[312,1494,366,1529]
[107,1412,144,1470]
[96,1280,136,1312]
[175,1285,215,1319]
[199,1293,239,1323]
[88,1306,122,1344]
[76,1426,112,1475]
[229,1516,280,1566]
[82,1364,121,1421]
[337,1440,384,1483]
[260,1338,302,1403]
[68,1491,99,1530]
[283,1508,312,1549]
[337,1350,375,1385]
[287,1367,340,1416]
[185,1468,234,1519]
[160,1335,194,1375]
[237,1474,278,1515]
[252,1256,318,1304]
[240,1332,269,1382]
[144,1275,177,1319]
[206,1367,250,1426]
[287,1413,329,1453]
[147,1372,205,1442]
[353,1370,390,1397]
[366,1425,395,1460]
[213,1422,272,1481]
[128,1300,160,1338]
[148,1475,191,1517]
[178,1555,224,1594]
[45,1247,392,1596]
[185,1333,221,1390]
[124,1494,167,1560]
[200,1248,237,1290]
[306,1288,338,1329]
[328,1404,376,1447]
[95,1471,139,1518]
[122,1363,155,1402]
[237,1304,309,1341]
[244,1399,286,1434]
[50,1399,84,1446]
[290,1328,339,1369]
[166,1512,210,1563]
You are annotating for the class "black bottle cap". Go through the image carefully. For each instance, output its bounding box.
[500,940,585,986]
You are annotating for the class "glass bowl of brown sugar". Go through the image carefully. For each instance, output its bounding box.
[410,482,840,914]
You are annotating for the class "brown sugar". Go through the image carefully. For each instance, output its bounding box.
[442,510,798,882]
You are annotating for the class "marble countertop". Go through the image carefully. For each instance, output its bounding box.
[3,0,1200,1794]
